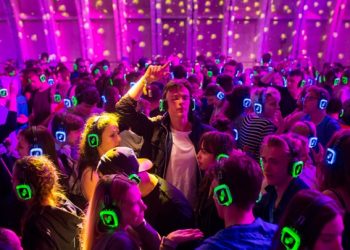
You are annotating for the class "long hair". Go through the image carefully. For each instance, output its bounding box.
[272,189,343,250]
[13,156,66,207]
[19,126,60,167]
[78,113,119,177]
[81,174,135,250]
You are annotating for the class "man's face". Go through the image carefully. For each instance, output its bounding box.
[260,145,291,187]
[166,86,191,120]
[223,65,235,78]
[303,91,319,114]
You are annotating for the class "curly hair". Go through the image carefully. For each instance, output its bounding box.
[14,156,65,206]
[78,113,119,176]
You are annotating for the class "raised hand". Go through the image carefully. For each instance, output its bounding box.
[144,61,170,83]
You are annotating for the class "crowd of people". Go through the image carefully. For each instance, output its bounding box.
[0,51,349,249]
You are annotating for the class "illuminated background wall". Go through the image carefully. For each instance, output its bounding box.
[0,0,350,70]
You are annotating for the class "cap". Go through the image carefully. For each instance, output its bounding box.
[97,147,152,176]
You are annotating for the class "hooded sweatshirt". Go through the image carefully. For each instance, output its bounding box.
[22,199,83,250]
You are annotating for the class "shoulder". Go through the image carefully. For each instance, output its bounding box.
[327,116,341,129]
[196,234,223,250]
[254,218,278,234]
[109,231,137,247]
[95,231,138,250]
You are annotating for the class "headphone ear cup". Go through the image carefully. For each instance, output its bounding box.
[16,183,34,200]
[159,99,168,112]
[99,206,121,229]
[288,158,304,178]
[191,98,196,111]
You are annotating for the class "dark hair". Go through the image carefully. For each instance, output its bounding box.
[225,85,250,121]
[307,85,330,102]
[171,65,187,79]
[199,131,234,157]
[223,60,237,68]
[104,86,120,113]
[143,82,163,102]
[321,130,350,194]
[204,84,224,97]
[261,53,272,64]
[51,112,84,135]
[204,64,219,76]
[163,79,193,99]
[216,151,263,210]
[326,97,342,114]
[216,74,233,93]
[272,189,343,250]
[56,63,70,82]
[289,69,304,78]
[75,58,85,66]
[125,72,142,84]
[75,84,100,105]
[19,126,60,167]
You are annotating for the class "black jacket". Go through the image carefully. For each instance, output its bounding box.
[115,95,213,178]
[254,178,309,224]
[22,199,83,250]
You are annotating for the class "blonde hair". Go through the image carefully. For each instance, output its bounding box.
[14,155,66,206]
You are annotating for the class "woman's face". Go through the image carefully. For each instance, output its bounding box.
[16,134,30,158]
[313,214,344,250]
[121,185,147,227]
[197,142,216,172]
[97,124,121,156]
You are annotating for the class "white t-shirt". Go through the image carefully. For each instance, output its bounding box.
[166,128,198,207]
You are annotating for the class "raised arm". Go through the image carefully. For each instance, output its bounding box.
[127,62,170,101]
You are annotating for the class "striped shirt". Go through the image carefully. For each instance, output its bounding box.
[237,114,276,161]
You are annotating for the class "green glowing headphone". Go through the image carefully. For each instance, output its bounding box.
[280,197,330,250]
[213,154,233,206]
[87,116,101,148]
[15,165,33,201]
[99,178,120,229]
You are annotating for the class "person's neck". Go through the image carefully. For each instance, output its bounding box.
[171,117,191,131]
[275,177,293,206]
[139,173,158,197]
[309,110,326,125]
[224,206,255,228]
